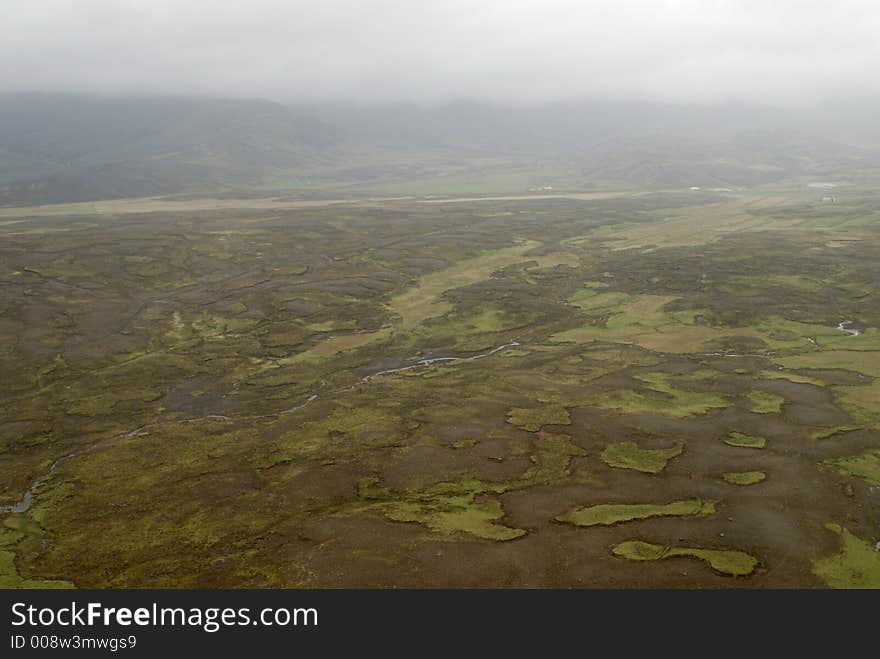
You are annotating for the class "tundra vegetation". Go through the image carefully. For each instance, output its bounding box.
[1,186,879,588]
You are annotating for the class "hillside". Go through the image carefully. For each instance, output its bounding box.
[1,94,878,203]
[0,94,341,204]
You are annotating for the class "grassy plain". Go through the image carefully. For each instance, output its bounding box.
[1,187,879,587]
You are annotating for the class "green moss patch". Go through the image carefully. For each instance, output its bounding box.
[65,387,164,416]
[353,478,524,542]
[776,350,880,378]
[724,432,766,449]
[383,498,526,542]
[423,307,535,341]
[506,405,571,432]
[557,498,715,527]
[600,441,684,474]
[810,426,860,440]
[306,319,358,333]
[746,389,785,414]
[824,449,880,486]
[0,515,74,589]
[722,471,766,485]
[0,549,73,589]
[759,370,824,386]
[612,540,757,576]
[812,524,880,588]
[590,373,728,418]
[350,432,586,540]
[522,432,586,484]
[303,406,404,446]
[833,383,880,429]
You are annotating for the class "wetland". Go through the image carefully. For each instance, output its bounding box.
[2,187,879,588]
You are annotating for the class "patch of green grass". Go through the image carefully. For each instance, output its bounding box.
[191,313,260,339]
[424,500,526,541]
[451,439,477,449]
[775,351,880,378]
[354,476,521,542]
[349,431,585,540]
[746,389,784,414]
[215,300,248,315]
[281,327,392,364]
[725,432,766,449]
[824,449,880,485]
[612,540,757,576]
[552,294,708,352]
[729,274,823,292]
[812,524,880,588]
[567,287,599,309]
[580,346,662,366]
[0,518,74,589]
[276,405,405,459]
[722,471,766,485]
[65,387,163,416]
[557,498,715,527]
[759,370,824,386]
[590,373,728,418]
[567,290,630,312]
[833,383,880,429]
[0,550,75,589]
[421,306,537,350]
[0,524,25,549]
[816,327,880,351]
[305,319,358,333]
[273,265,309,277]
[379,496,526,542]
[389,241,542,330]
[425,307,515,334]
[752,316,840,350]
[809,426,860,440]
[506,405,570,432]
[521,432,586,484]
[600,441,684,474]
[766,275,824,291]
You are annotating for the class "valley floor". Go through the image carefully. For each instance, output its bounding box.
[1,187,879,587]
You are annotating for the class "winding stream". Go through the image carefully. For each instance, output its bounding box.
[694,320,862,361]
[3,320,861,515]
[837,320,861,337]
[0,458,64,515]
[1,341,522,514]
[361,341,519,381]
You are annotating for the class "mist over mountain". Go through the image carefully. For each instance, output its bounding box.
[2,93,879,204]
[0,94,342,203]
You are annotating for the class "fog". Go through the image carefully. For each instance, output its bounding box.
[2,1,879,106]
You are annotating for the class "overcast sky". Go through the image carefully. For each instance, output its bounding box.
[2,0,879,106]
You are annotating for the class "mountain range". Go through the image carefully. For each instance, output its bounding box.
[2,93,879,204]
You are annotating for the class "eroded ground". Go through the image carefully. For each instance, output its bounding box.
[1,189,879,588]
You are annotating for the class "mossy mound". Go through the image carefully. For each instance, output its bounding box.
[722,471,766,486]
[724,432,766,449]
[824,449,880,486]
[746,389,785,414]
[612,540,757,576]
[600,441,684,474]
[557,498,715,527]
[589,373,728,418]
[506,405,571,432]
[812,524,880,588]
